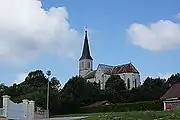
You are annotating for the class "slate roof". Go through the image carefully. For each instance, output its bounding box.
[79,30,93,60]
[98,64,114,75]
[84,70,97,79]
[161,82,180,100]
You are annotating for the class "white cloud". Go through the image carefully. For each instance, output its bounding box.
[151,73,172,80]
[127,19,180,51]
[15,72,28,84]
[142,73,172,82]
[176,13,180,19]
[0,0,82,64]
[7,72,28,86]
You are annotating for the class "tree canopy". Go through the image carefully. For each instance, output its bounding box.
[105,75,126,103]
[58,76,103,114]
[0,71,180,115]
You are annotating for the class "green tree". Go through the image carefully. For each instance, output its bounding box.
[58,76,102,114]
[2,70,61,115]
[105,75,126,103]
[166,73,180,86]
[128,77,166,102]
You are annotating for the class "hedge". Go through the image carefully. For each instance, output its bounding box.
[79,100,163,113]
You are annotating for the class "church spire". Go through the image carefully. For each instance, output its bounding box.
[79,25,93,60]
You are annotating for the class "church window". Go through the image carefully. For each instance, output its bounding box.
[81,62,84,69]
[127,78,130,89]
[135,79,137,88]
[86,62,90,68]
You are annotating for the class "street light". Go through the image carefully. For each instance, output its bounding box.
[46,70,51,118]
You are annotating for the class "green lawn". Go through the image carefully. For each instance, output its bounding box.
[54,110,180,120]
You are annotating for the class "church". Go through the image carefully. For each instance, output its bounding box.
[78,27,141,90]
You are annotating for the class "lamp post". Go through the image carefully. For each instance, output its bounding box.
[46,70,51,118]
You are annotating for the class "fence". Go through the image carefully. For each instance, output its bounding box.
[0,95,35,120]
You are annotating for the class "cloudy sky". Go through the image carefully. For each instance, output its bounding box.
[0,0,180,86]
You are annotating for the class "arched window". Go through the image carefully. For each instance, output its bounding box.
[127,78,130,89]
[87,62,90,68]
[81,61,84,69]
[135,79,137,88]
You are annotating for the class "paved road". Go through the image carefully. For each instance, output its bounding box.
[35,116,88,120]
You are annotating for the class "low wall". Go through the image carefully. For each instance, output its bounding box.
[1,95,35,120]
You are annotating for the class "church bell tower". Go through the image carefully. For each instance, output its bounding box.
[79,26,93,77]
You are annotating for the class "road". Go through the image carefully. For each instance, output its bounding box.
[35,116,88,120]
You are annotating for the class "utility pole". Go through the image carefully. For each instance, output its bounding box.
[46,70,51,119]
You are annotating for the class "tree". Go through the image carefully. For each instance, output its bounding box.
[58,76,103,114]
[2,70,61,115]
[127,77,166,102]
[166,73,180,86]
[105,75,126,103]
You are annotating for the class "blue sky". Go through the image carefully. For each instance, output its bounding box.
[0,0,180,86]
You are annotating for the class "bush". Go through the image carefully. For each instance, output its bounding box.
[79,100,163,113]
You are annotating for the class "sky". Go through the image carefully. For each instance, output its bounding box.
[0,0,180,86]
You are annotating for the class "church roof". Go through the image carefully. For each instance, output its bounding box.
[84,70,97,79]
[98,64,114,75]
[84,63,139,79]
[79,29,93,60]
[112,63,139,74]
[161,82,180,100]
[98,63,139,75]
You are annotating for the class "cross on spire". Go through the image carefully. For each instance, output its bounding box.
[79,25,93,60]
[85,24,88,34]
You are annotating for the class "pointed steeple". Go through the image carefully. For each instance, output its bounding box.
[79,26,93,60]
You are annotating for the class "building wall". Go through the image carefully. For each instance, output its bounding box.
[1,95,35,120]
[119,73,140,89]
[87,78,96,83]
[94,67,111,90]
[95,66,103,83]
[79,59,93,77]
[87,71,140,90]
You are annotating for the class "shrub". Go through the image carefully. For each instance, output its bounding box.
[79,100,163,113]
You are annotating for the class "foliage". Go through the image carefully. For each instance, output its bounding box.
[0,72,180,115]
[58,76,104,114]
[0,70,61,115]
[79,100,163,113]
[166,73,180,91]
[105,75,126,103]
[126,77,167,102]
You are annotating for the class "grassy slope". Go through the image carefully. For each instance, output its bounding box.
[54,110,180,120]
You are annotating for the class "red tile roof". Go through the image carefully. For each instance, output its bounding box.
[112,63,139,74]
[161,82,180,100]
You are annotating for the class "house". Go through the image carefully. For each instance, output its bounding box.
[78,27,141,90]
[88,100,113,107]
[160,82,180,110]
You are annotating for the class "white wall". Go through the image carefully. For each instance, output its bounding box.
[119,73,140,90]
[95,66,103,89]
[2,95,35,120]
[87,78,96,83]
[95,71,140,90]
[85,64,141,90]
[95,67,109,90]
[8,100,24,119]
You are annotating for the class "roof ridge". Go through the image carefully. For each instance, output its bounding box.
[99,64,114,67]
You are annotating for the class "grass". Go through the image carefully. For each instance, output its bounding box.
[54,109,180,120]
